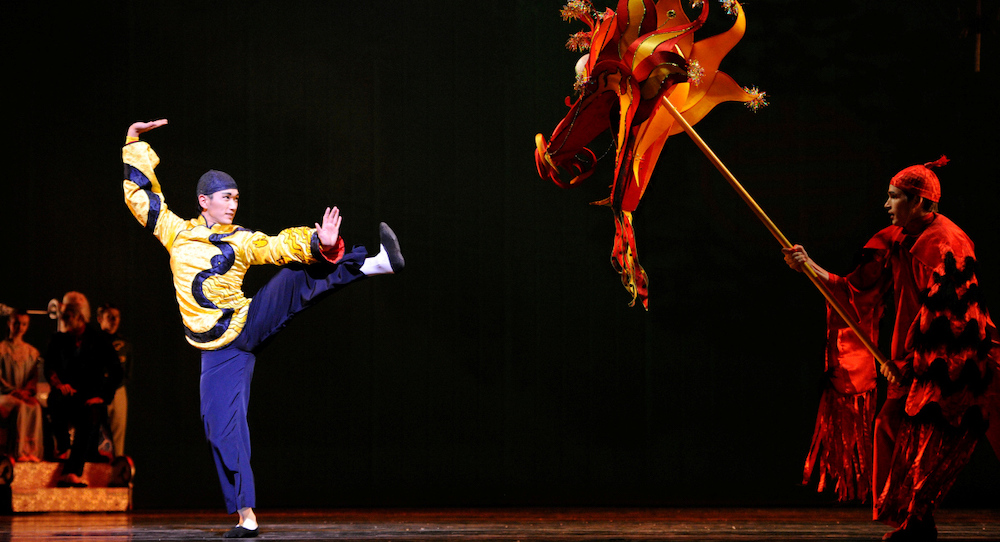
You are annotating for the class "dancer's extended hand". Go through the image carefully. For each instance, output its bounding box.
[316,206,342,249]
[127,119,168,138]
[782,245,810,272]
[781,244,830,282]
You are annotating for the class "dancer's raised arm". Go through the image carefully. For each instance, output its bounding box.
[126,118,168,139]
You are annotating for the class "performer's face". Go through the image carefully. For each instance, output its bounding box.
[200,189,240,226]
[884,184,920,228]
[59,303,87,335]
[99,308,121,335]
[7,314,29,340]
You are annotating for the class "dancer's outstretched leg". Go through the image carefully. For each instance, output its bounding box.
[361,222,405,275]
[238,222,404,352]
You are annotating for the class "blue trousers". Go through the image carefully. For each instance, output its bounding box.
[200,246,367,513]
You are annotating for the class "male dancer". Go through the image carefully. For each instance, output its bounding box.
[784,157,997,540]
[122,119,403,538]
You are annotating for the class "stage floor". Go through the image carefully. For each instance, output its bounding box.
[1,508,998,540]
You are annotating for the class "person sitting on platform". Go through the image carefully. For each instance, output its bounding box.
[98,303,132,458]
[45,293,123,487]
[0,309,44,462]
[57,291,91,333]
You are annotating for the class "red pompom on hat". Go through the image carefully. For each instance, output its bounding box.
[890,155,948,203]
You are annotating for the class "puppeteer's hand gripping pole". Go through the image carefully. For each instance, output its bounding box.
[661,99,902,384]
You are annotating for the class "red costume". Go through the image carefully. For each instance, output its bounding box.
[802,159,999,537]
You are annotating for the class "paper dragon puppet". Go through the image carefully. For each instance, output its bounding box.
[535,0,766,309]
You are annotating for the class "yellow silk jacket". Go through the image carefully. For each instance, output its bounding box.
[122,139,341,350]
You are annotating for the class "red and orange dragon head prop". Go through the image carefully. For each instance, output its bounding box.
[535,0,766,309]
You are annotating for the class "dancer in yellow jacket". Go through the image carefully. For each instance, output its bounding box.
[123,119,403,538]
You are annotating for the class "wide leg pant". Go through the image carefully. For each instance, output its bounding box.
[200,246,366,513]
[0,396,44,458]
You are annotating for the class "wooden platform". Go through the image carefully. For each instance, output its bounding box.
[6,459,133,512]
[0,508,996,540]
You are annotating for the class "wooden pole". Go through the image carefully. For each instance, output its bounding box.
[661,98,901,383]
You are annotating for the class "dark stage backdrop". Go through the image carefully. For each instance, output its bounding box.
[4,1,998,510]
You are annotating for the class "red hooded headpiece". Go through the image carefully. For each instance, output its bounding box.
[890,155,949,203]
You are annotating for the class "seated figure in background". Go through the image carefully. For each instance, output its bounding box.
[45,293,123,487]
[98,303,132,458]
[0,309,44,462]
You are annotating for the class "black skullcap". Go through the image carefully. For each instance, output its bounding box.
[197,170,239,196]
